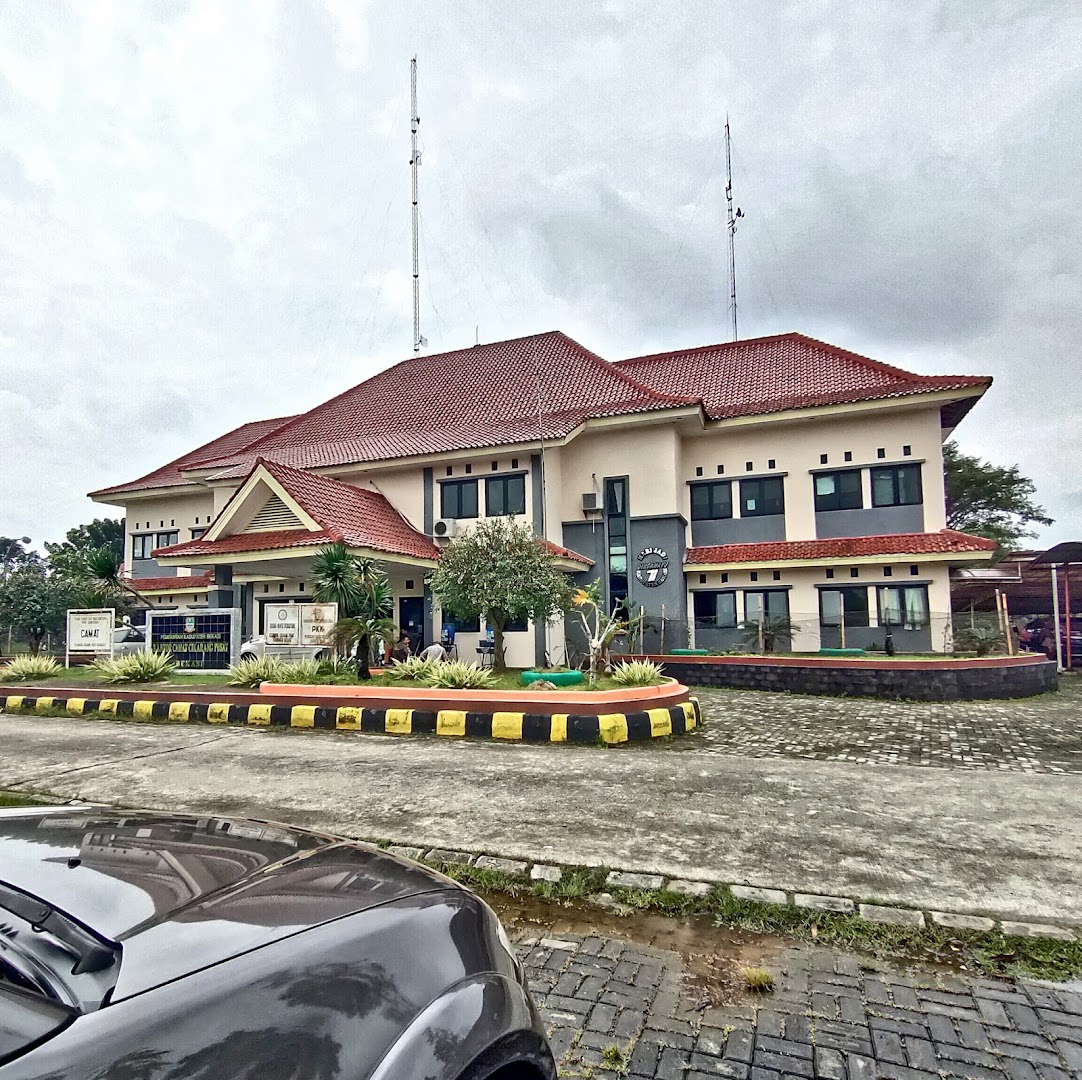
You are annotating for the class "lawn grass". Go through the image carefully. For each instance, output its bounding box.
[0,791,45,807]
[433,861,1082,982]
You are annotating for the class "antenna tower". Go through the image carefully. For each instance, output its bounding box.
[724,117,743,341]
[410,56,425,353]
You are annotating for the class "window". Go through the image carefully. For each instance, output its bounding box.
[690,481,732,520]
[132,534,153,560]
[814,470,863,512]
[768,459,776,469]
[154,531,178,549]
[190,527,207,540]
[844,451,853,462]
[605,478,629,614]
[716,464,724,475]
[876,448,886,459]
[740,477,784,517]
[820,454,828,464]
[871,464,922,507]
[441,478,478,519]
[502,616,528,633]
[878,585,929,630]
[902,445,912,457]
[693,591,738,629]
[750,572,758,582]
[850,567,859,578]
[486,474,526,516]
[447,613,481,633]
[695,466,703,477]
[744,590,789,623]
[883,566,893,577]
[820,587,870,627]
[772,570,781,581]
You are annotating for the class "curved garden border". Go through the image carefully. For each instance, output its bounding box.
[633,653,1056,701]
[0,689,700,744]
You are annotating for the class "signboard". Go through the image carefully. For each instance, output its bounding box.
[265,603,337,648]
[66,609,115,665]
[634,547,670,588]
[148,609,241,671]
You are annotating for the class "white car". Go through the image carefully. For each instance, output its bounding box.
[239,634,331,663]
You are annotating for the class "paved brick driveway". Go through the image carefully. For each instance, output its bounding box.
[520,929,1082,1078]
[684,680,1082,774]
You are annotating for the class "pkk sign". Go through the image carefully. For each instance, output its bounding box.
[266,603,337,647]
[67,609,115,654]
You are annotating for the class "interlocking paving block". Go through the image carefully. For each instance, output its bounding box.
[424,847,474,865]
[931,911,996,932]
[794,893,855,913]
[474,855,528,876]
[859,903,926,928]
[539,937,577,951]
[386,845,424,861]
[530,863,563,883]
[1001,920,1076,941]
[666,879,714,898]
[607,870,665,891]
[731,884,788,905]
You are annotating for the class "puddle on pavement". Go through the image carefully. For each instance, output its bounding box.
[482,889,790,1007]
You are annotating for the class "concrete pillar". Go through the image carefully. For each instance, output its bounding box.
[207,564,234,610]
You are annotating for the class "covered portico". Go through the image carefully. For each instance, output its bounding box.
[153,458,441,643]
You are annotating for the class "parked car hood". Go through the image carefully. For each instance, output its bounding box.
[0,807,454,1001]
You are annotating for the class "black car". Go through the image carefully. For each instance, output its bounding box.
[0,807,555,1080]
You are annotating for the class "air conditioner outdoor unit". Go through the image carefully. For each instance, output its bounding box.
[581,491,601,513]
[432,519,458,539]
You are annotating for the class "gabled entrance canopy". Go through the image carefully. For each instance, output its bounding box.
[153,458,441,572]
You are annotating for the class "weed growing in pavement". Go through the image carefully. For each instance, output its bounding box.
[600,1045,627,1072]
[738,965,775,991]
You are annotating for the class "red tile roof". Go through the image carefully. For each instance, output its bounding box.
[124,573,213,594]
[541,540,594,567]
[89,416,297,498]
[686,530,998,565]
[188,331,696,478]
[155,459,441,563]
[617,333,990,420]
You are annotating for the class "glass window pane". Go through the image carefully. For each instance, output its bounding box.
[903,586,928,628]
[508,475,526,514]
[820,590,842,626]
[718,597,735,631]
[462,481,477,518]
[766,591,789,619]
[843,587,870,626]
[690,485,710,520]
[745,592,763,623]
[693,592,716,626]
[713,482,732,518]
[879,587,903,625]
[609,555,627,574]
[815,475,836,496]
[605,479,625,516]
[486,479,504,516]
[608,516,626,538]
[898,465,922,506]
[871,469,895,507]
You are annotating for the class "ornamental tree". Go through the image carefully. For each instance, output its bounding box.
[429,518,573,671]
[0,564,74,655]
[944,442,1053,552]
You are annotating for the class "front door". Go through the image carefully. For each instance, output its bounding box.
[399,597,424,652]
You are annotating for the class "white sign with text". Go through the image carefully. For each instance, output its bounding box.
[66,609,115,661]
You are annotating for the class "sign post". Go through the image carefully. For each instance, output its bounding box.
[263,603,337,656]
[147,609,242,672]
[65,609,115,668]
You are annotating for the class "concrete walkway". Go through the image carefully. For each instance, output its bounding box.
[2,710,1080,925]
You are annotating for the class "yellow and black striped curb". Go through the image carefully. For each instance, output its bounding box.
[0,693,700,744]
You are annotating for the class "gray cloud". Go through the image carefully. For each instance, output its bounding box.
[0,0,1078,547]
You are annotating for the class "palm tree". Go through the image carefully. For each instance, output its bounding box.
[313,544,395,679]
[80,546,148,612]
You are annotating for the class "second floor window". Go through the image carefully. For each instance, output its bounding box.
[190,527,207,540]
[871,464,922,507]
[154,531,178,550]
[485,474,526,516]
[814,470,863,512]
[132,534,153,560]
[690,480,732,520]
[441,478,478,519]
[740,477,785,517]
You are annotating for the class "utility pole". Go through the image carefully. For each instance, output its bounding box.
[724,117,743,342]
[410,55,425,354]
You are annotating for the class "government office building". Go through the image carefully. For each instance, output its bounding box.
[90,331,997,666]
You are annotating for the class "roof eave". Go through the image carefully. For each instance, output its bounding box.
[684,549,996,572]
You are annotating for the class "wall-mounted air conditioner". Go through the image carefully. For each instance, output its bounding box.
[432,519,459,539]
[581,492,601,513]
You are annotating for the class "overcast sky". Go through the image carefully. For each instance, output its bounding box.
[1,1,1079,549]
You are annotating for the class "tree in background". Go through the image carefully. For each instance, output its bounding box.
[46,518,125,577]
[944,442,1053,552]
[0,564,74,655]
[429,518,573,671]
[1,537,41,576]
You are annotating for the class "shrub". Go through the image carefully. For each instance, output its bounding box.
[227,656,285,688]
[421,660,495,690]
[386,656,440,682]
[317,654,354,678]
[92,650,175,684]
[277,658,324,684]
[738,965,775,992]
[0,654,62,682]
[954,624,1006,656]
[610,659,665,687]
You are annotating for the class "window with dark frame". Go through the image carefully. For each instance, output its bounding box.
[154,531,178,549]
[871,464,923,507]
[132,534,153,560]
[740,476,784,517]
[485,474,526,516]
[814,469,863,512]
[190,528,207,540]
[877,584,930,630]
[690,480,733,520]
[605,478,629,615]
[440,478,478,519]
[744,589,789,623]
[447,614,481,633]
[820,586,870,627]
[693,591,738,629]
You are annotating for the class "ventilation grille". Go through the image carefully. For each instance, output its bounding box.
[246,494,303,532]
